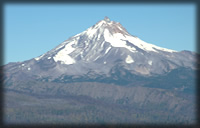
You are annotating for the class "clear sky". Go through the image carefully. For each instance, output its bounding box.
[4,3,196,64]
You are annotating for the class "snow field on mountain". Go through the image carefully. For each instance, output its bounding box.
[125,35,177,53]
[125,55,134,64]
[104,29,137,52]
[53,41,76,64]
[34,17,178,67]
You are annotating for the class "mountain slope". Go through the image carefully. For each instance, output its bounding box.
[2,17,197,124]
[3,17,197,81]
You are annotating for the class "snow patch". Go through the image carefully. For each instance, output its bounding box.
[48,57,51,59]
[103,27,176,53]
[86,27,98,38]
[28,67,31,70]
[35,54,45,61]
[101,41,105,48]
[125,35,177,53]
[148,60,152,65]
[64,41,76,54]
[97,28,104,40]
[104,29,137,52]
[105,47,111,54]
[54,54,75,65]
[118,26,123,31]
[53,41,76,65]
[125,55,134,64]
[22,64,25,66]
[74,33,82,37]
[104,61,107,64]
[95,20,106,28]
[94,56,100,61]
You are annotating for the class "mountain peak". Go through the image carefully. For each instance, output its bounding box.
[85,17,130,37]
[34,17,178,67]
[104,16,111,22]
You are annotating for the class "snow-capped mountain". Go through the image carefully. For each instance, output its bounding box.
[2,17,197,124]
[3,17,197,83]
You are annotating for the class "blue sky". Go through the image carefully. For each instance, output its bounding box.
[4,3,196,64]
